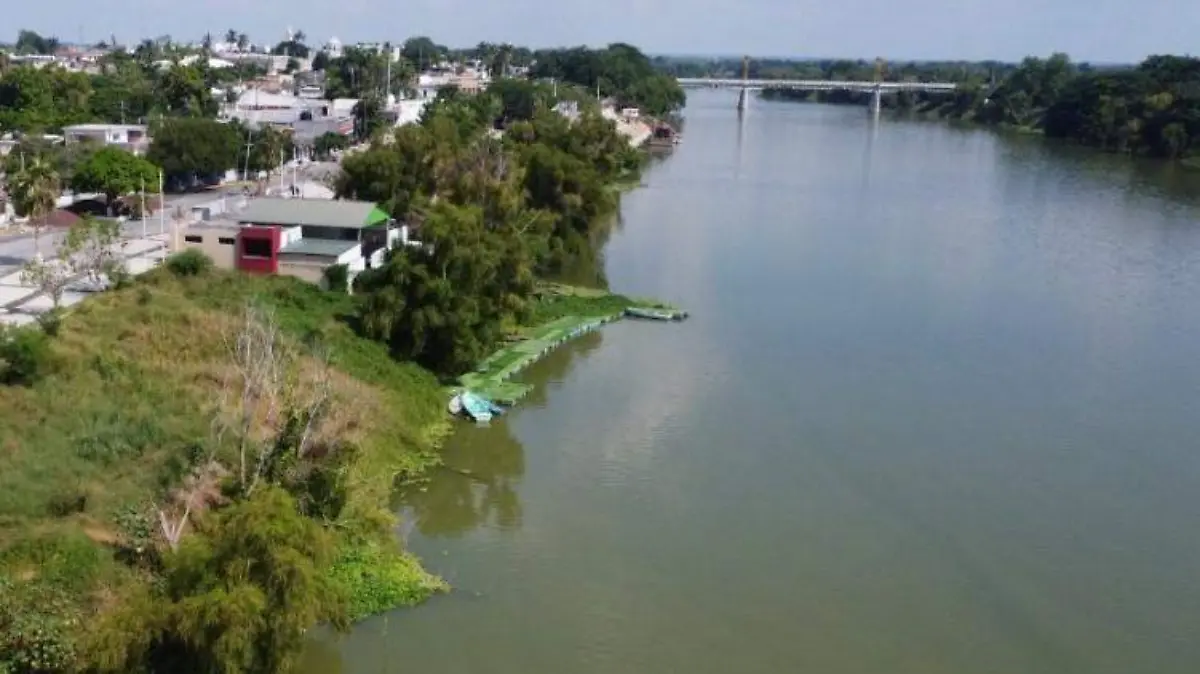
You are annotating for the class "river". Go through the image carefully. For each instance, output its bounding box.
[304,90,1200,674]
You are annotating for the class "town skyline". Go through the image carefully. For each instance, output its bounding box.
[5,0,1197,65]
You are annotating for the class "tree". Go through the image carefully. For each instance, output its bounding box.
[70,146,159,215]
[212,303,334,497]
[401,36,445,70]
[530,43,686,115]
[311,50,330,72]
[87,487,349,674]
[20,254,71,309]
[7,156,61,254]
[0,64,94,131]
[243,123,294,173]
[352,95,386,142]
[158,64,217,116]
[15,29,59,55]
[313,131,349,159]
[355,202,532,375]
[236,33,249,52]
[148,117,241,183]
[324,47,410,100]
[273,41,310,59]
[62,216,127,289]
[224,29,238,45]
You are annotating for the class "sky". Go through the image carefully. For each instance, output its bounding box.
[7,0,1198,64]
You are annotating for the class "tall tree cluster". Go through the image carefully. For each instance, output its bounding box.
[530,43,687,115]
[337,79,644,375]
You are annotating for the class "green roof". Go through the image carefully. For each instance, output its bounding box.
[278,239,360,257]
[238,198,389,229]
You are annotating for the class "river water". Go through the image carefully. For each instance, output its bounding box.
[305,90,1200,674]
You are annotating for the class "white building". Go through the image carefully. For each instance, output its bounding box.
[325,37,343,58]
[62,124,150,154]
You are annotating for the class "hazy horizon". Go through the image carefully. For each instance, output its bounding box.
[5,0,1194,65]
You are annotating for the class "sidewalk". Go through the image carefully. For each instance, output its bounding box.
[0,234,172,327]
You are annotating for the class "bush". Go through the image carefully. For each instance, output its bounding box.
[327,538,447,620]
[322,263,350,294]
[0,579,79,674]
[0,325,53,386]
[35,308,63,337]
[165,249,213,277]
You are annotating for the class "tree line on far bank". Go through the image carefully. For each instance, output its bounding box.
[661,53,1200,161]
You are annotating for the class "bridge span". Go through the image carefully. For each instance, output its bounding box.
[676,78,958,93]
[676,77,958,113]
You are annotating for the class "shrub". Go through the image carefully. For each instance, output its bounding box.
[0,325,53,386]
[165,249,213,277]
[0,579,79,674]
[35,308,63,337]
[322,263,350,294]
[327,538,447,620]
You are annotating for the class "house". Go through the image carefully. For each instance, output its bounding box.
[62,124,150,154]
[209,198,408,287]
[179,222,240,269]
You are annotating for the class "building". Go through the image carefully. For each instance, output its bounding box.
[61,124,150,154]
[177,198,407,287]
[179,221,240,269]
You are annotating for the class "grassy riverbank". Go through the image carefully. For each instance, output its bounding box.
[0,267,451,669]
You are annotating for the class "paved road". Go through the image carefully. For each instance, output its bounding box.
[0,166,342,274]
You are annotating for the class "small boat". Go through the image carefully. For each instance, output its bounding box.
[458,391,505,423]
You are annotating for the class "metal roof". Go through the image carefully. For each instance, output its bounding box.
[278,239,359,257]
[237,198,389,229]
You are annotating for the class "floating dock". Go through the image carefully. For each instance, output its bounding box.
[624,306,689,321]
[453,306,688,410]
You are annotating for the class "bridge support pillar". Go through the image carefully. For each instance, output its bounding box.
[737,87,749,112]
[870,86,882,115]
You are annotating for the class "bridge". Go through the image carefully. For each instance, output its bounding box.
[675,57,959,113]
[676,78,958,93]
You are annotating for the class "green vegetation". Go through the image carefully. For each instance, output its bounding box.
[69,147,160,214]
[459,284,673,404]
[671,54,1200,162]
[338,79,647,377]
[531,44,687,116]
[0,265,449,673]
[1,30,678,672]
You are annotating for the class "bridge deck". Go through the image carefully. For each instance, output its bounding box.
[676,78,957,92]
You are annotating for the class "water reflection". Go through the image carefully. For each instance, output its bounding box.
[398,330,606,538]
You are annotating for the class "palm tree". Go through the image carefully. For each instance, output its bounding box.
[293,29,306,45]
[237,33,249,52]
[9,157,61,257]
[224,29,238,45]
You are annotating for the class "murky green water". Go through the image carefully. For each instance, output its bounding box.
[306,92,1200,673]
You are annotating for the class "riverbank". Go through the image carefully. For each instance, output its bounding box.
[0,266,452,670]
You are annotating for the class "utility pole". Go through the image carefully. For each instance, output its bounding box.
[158,170,166,238]
[140,176,147,238]
[242,128,254,182]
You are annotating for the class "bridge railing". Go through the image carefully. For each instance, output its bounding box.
[675,78,958,92]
